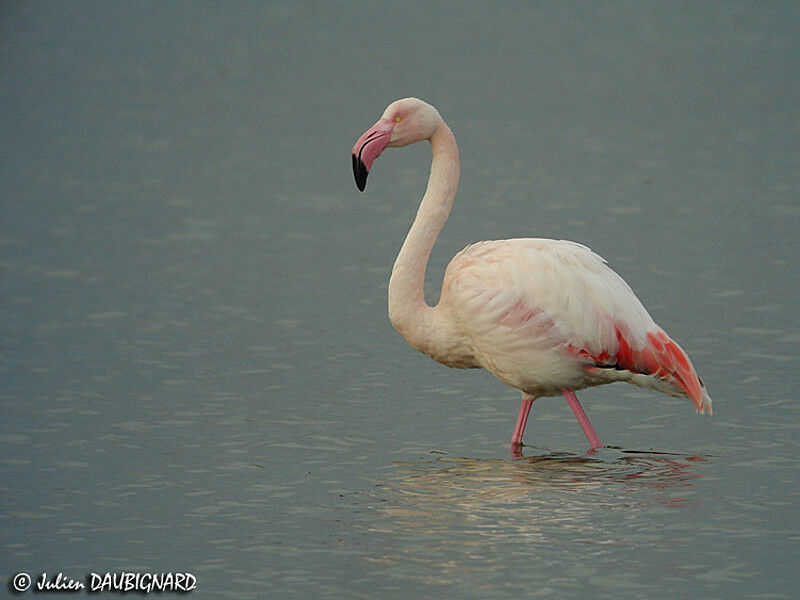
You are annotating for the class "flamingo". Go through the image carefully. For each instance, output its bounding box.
[351,97,712,452]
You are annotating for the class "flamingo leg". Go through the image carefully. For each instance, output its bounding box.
[511,396,534,447]
[563,390,603,450]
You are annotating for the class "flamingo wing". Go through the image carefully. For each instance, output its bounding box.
[440,238,711,413]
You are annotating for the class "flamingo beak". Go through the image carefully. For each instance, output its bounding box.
[352,118,395,191]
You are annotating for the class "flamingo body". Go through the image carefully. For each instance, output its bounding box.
[352,97,711,451]
[438,238,710,411]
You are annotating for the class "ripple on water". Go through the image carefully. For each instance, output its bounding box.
[324,448,716,597]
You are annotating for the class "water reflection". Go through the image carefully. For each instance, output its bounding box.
[369,448,708,536]
[340,449,711,593]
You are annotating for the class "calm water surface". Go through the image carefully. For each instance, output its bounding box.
[2,3,798,598]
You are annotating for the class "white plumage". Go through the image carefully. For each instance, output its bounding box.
[441,239,651,387]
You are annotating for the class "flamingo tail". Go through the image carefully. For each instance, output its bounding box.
[584,328,713,415]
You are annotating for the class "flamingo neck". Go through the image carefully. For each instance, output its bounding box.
[388,122,459,352]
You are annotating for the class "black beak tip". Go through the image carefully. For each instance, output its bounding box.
[352,154,368,192]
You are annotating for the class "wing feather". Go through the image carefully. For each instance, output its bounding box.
[442,238,654,355]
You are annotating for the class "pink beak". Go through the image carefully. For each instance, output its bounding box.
[352,118,395,191]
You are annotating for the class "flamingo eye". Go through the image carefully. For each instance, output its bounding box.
[394,116,403,123]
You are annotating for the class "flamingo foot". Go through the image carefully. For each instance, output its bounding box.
[563,390,603,450]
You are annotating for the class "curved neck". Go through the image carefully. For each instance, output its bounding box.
[388,122,459,350]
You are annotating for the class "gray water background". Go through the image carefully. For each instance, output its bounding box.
[1,2,799,598]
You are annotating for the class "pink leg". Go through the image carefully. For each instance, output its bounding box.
[563,390,603,450]
[511,396,534,447]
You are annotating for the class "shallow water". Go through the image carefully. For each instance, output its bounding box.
[2,2,799,598]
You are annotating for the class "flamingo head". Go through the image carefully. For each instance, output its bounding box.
[352,97,442,191]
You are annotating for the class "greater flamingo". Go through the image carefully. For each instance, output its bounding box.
[351,97,712,452]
